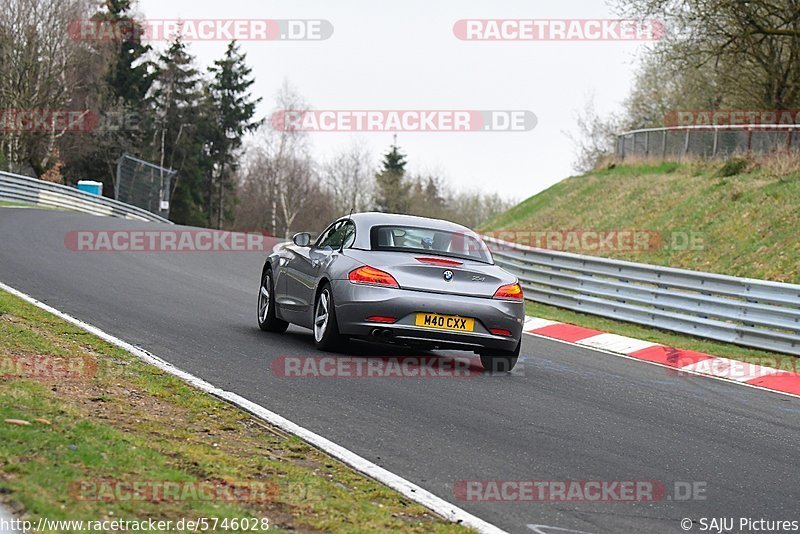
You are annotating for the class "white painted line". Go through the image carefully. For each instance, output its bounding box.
[0,505,21,533]
[679,357,784,382]
[576,333,658,355]
[523,317,560,331]
[0,280,507,534]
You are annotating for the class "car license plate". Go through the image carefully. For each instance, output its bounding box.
[415,313,474,332]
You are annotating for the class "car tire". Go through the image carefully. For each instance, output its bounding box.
[313,282,345,352]
[480,339,521,373]
[258,268,289,333]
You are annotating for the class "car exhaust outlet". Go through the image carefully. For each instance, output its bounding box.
[371,328,382,337]
[381,329,393,339]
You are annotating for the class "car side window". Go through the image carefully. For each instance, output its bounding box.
[314,222,339,248]
[316,221,343,249]
[321,221,355,250]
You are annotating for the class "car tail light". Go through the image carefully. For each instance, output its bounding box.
[348,266,399,288]
[366,315,397,324]
[493,282,523,301]
[490,328,513,336]
[415,257,463,267]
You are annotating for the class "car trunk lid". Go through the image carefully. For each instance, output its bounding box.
[346,250,508,298]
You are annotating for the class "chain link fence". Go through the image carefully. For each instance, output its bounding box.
[115,154,176,220]
[616,125,799,160]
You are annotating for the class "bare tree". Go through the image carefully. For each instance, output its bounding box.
[234,81,336,237]
[617,0,800,109]
[565,96,623,172]
[268,81,312,237]
[0,0,95,175]
[446,188,515,229]
[322,142,375,215]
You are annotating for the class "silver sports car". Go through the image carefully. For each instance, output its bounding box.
[257,212,525,372]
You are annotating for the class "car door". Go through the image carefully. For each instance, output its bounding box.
[282,221,342,326]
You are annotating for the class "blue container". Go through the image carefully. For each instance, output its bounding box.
[77,180,103,196]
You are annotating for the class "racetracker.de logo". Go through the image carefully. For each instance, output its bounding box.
[270,110,537,132]
[453,19,665,41]
[64,230,274,253]
[664,110,800,127]
[272,355,480,378]
[481,229,705,253]
[0,110,98,133]
[0,355,96,380]
[67,19,333,41]
[454,480,707,502]
[70,479,278,503]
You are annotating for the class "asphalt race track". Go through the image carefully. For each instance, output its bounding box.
[2,208,799,534]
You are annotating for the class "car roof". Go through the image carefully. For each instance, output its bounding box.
[335,212,477,249]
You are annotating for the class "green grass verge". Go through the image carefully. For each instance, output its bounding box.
[484,158,800,283]
[525,301,799,371]
[0,289,471,533]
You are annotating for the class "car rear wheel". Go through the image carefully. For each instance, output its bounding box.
[480,339,520,373]
[258,269,289,333]
[313,283,345,351]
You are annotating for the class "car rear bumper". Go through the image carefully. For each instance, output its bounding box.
[331,280,524,352]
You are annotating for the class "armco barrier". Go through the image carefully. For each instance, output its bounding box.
[483,235,800,356]
[0,171,171,224]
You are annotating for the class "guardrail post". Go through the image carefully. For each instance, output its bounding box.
[662,130,667,159]
[712,128,719,158]
[682,129,690,160]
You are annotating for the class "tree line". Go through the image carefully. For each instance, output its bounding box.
[232,83,513,237]
[0,0,261,227]
[0,0,512,233]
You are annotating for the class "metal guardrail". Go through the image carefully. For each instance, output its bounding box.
[616,124,799,160]
[0,171,172,224]
[483,235,800,356]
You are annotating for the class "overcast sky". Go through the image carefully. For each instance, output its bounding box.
[137,0,649,203]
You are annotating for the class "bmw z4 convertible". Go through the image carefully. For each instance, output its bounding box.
[257,212,525,372]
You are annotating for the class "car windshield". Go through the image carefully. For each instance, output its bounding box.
[370,225,492,263]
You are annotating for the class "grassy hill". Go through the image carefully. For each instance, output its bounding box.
[483,157,800,284]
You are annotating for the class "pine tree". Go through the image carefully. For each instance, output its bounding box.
[103,0,157,108]
[206,41,262,228]
[374,141,410,213]
[150,35,209,226]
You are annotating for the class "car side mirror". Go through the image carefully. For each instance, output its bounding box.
[292,232,311,247]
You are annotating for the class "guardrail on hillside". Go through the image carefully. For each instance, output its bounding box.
[0,171,172,224]
[616,124,799,160]
[483,235,800,356]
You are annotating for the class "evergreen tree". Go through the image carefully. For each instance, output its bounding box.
[150,35,209,226]
[103,0,157,108]
[374,141,410,213]
[206,41,262,228]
